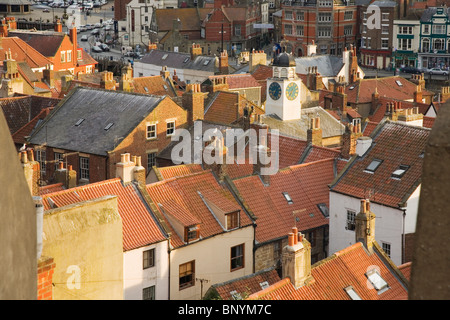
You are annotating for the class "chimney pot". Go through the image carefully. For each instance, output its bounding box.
[288,233,295,247]
[292,227,298,245]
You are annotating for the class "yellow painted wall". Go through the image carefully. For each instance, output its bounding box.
[42,195,123,300]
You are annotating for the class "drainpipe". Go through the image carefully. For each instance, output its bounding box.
[400,206,406,264]
[34,196,44,260]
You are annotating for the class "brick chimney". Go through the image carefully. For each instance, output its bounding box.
[100,71,116,90]
[440,86,450,102]
[191,43,202,60]
[282,227,313,289]
[397,107,424,127]
[348,45,359,83]
[249,49,267,73]
[132,155,146,185]
[119,63,133,92]
[341,122,362,159]
[160,65,170,80]
[0,19,8,37]
[43,68,55,87]
[69,27,77,61]
[307,117,322,146]
[20,148,40,196]
[252,135,275,185]
[355,199,376,252]
[37,256,56,300]
[183,83,205,126]
[208,76,229,93]
[148,41,158,51]
[54,19,62,33]
[219,50,229,74]
[410,73,425,90]
[371,87,379,114]
[55,161,77,189]
[331,85,348,117]
[414,85,423,103]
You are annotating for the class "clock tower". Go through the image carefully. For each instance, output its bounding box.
[266,51,302,121]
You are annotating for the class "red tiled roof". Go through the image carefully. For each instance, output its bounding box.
[363,121,379,137]
[38,182,65,195]
[248,242,408,300]
[423,116,435,128]
[0,37,53,69]
[331,121,430,208]
[156,164,204,180]
[369,97,430,123]
[232,159,335,243]
[204,91,240,124]
[211,268,281,300]
[41,178,167,251]
[208,74,261,90]
[398,262,412,281]
[303,145,341,164]
[146,170,253,248]
[132,76,177,97]
[346,77,433,104]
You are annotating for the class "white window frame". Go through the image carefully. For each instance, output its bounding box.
[146,123,157,140]
[166,120,175,137]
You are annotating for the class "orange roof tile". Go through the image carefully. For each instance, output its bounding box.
[39,182,65,195]
[132,76,177,97]
[204,91,240,124]
[331,121,430,208]
[232,159,335,243]
[423,116,435,128]
[146,170,253,248]
[156,164,204,180]
[41,178,167,251]
[208,74,261,90]
[398,262,412,281]
[247,242,408,300]
[0,37,53,69]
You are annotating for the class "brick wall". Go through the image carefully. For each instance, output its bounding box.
[37,256,55,300]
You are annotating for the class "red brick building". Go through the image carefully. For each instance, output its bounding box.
[281,0,358,57]
[27,87,188,185]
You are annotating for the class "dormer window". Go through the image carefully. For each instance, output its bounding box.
[391,165,409,179]
[184,225,200,243]
[344,286,362,300]
[226,211,239,230]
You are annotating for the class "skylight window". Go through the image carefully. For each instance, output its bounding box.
[183,57,190,63]
[162,54,168,60]
[259,281,270,290]
[317,203,329,217]
[75,118,85,126]
[349,86,355,90]
[366,270,389,293]
[203,60,210,66]
[391,165,409,179]
[144,87,149,92]
[230,290,242,300]
[365,159,383,173]
[344,286,362,300]
[282,192,293,204]
[104,122,114,131]
[396,80,403,87]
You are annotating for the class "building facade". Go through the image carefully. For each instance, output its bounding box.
[280,0,358,57]
[392,19,420,68]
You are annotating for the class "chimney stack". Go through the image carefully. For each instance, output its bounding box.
[20,148,40,196]
[160,65,170,80]
[182,83,205,126]
[252,135,275,186]
[341,123,362,159]
[191,43,202,60]
[100,71,116,90]
[219,50,229,74]
[133,156,146,185]
[414,85,423,103]
[282,227,313,289]
[55,161,77,189]
[54,19,62,33]
[355,199,376,252]
[307,117,323,146]
[116,153,146,184]
[119,63,133,92]
[249,49,267,73]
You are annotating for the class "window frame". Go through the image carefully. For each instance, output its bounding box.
[79,156,89,180]
[365,159,383,173]
[166,120,175,137]
[143,248,155,269]
[142,286,155,300]
[146,123,157,140]
[179,260,195,290]
[346,209,356,231]
[60,50,66,63]
[226,211,240,230]
[230,244,245,272]
[36,149,47,174]
[54,152,64,170]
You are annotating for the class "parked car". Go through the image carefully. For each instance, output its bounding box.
[91,29,99,35]
[99,43,110,51]
[86,24,94,30]
[427,67,449,75]
[79,25,87,32]
[92,46,102,53]
[80,35,88,41]
[94,22,102,28]
[43,8,50,12]
[400,66,421,74]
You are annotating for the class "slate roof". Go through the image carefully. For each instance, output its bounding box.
[247,242,408,300]
[0,95,60,135]
[330,121,430,208]
[295,55,344,77]
[139,49,216,73]
[28,87,165,156]
[260,106,346,140]
[41,178,167,251]
[231,159,336,244]
[145,170,254,249]
[9,31,66,58]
